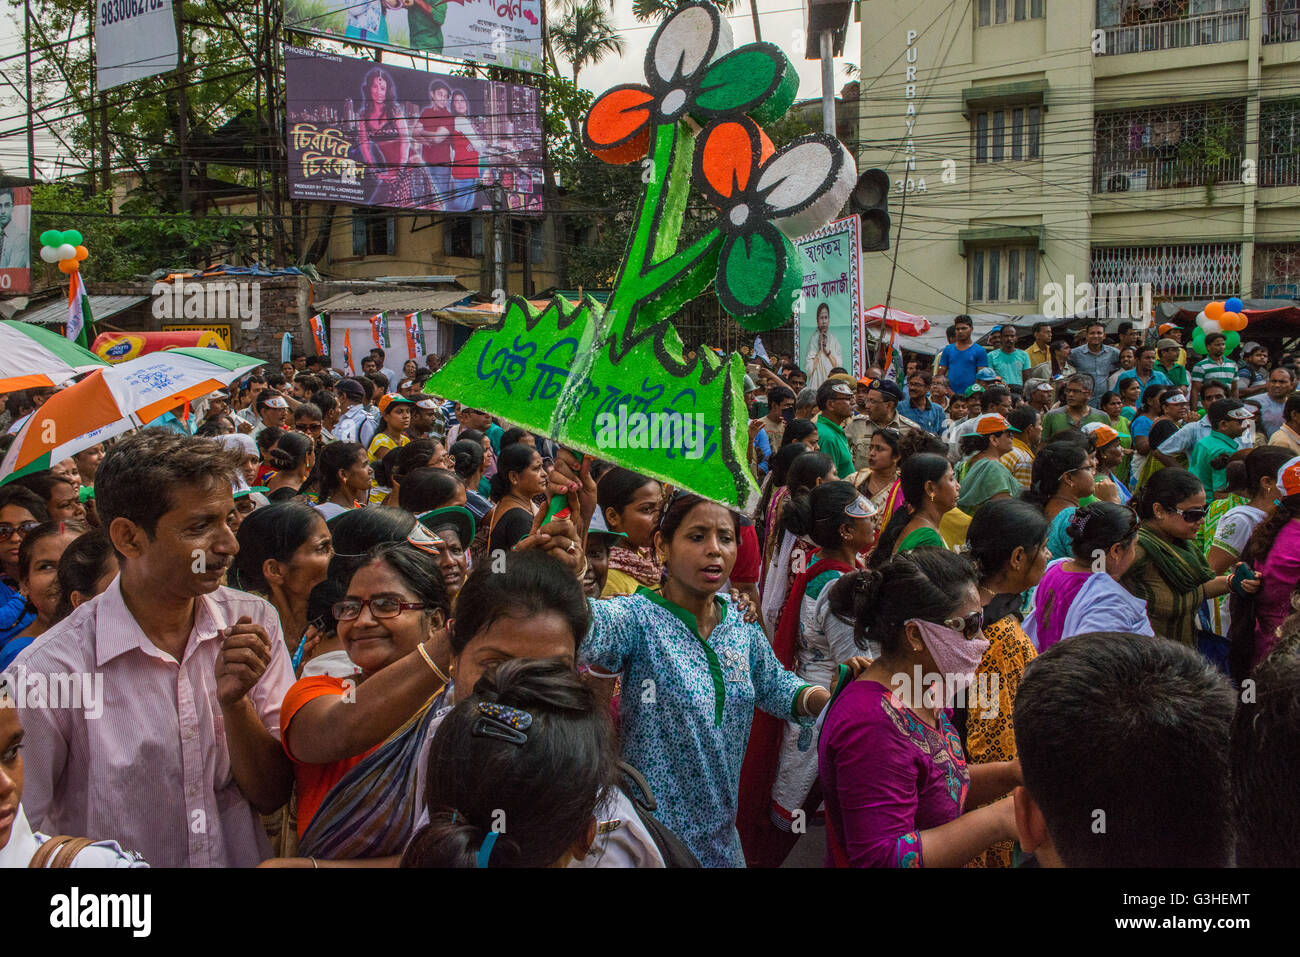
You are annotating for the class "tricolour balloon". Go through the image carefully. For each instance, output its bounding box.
[1225,331,1241,354]
[74,246,89,261]
[1205,301,1225,321]
[57,259,79,274]
[54,243,76,261]
[39,229,61,247]
[60,230,84,247]
[38,246,60,263]
[1225,296,1244,314]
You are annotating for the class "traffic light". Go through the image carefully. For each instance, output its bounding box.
[849,168,891,252]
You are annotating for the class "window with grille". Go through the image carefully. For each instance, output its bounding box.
[974,106,1042,163]
[443,218,484,258]
[979,0,1044,24]
[1093,99,1245,192]
[1260,98,1300,187]
[352,213,395,257]
[970,246,1038,303]
[1091,243,1242,300]
[1252,243,1300,297]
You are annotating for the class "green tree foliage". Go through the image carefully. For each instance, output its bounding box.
[551,0,627,83]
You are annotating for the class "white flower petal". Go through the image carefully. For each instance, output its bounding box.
[647,3,732,87]
[756,135,857,239]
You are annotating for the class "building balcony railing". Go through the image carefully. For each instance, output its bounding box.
[1100,10,1248,55]
[1093,155,1241,193]
[1260,153,1300,187]
[1264,10,1300,44]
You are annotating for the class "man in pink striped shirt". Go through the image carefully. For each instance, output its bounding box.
[8,429,294,867]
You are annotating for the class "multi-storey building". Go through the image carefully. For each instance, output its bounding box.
[855,0,1300,323]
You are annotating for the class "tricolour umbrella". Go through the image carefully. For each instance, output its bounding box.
[0,319,108,391]
[0,347,264,484]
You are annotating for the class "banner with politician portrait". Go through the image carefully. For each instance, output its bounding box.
[284,0,543,75]
[284,46,544,215]
[793,215,861,390]
[0,187,31,295]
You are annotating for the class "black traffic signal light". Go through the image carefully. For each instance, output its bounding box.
[849,168,891,252]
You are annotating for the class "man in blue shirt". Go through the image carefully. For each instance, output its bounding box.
[1115,345,1172,397]
[937,315,988,396]
[1070,321,1122,407]
[899,371,947,434]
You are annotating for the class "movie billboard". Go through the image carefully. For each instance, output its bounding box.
[0,186,31,295]
[284,0,543,74]
[285,46,544,214]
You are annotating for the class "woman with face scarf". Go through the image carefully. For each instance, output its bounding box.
[817,548,1022,867]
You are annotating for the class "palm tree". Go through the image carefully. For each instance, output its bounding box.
[631,0,739,22]
[552,0,628,84]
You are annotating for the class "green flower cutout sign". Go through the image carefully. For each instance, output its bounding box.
[427,2,856,508]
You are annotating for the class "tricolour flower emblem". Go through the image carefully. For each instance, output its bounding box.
[693,117,857,330]
[582,2,797,165]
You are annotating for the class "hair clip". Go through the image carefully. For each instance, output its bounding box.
[1069,509,1091,535]
[472,702,533,746]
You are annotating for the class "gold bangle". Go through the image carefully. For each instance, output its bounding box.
[417,642,451,685]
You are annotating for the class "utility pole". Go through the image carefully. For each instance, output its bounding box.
[819,29,835,136]
[176,2,191,213]
[24,0,35,179]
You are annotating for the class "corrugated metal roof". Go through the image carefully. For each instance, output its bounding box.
[13,295,149,326]
[314,289,468,313]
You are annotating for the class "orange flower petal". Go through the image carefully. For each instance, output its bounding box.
[583,86,654,164]
[700,120,757,200]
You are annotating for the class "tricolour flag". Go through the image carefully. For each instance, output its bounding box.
[344,328,355,375]
[309,313,328,355]
[369,312,390,350]
[405,312,426,359]
[66,271,94,350]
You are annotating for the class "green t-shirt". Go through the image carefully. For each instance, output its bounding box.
[1188,429,1239,495]
[1041,407,1109,442]
[1192,358,1237,389]
[816,417,854,480]
[1156,362,1190,388]
[408,0,448,52]
[988,348,1031,385]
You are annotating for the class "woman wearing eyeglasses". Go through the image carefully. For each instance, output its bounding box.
[1120,468,1259,648]
[279,540,453,858]
[0,486,47,668]
[738,481,878,868]
[817,549,1021,867]
[1025,442,1095,560]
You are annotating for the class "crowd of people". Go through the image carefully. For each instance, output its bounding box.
[1,326,1298,870]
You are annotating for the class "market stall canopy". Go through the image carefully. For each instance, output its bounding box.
[1156,298,1300,339]
[313,287,469,316]
[9,294,147,326]
[862,305,930,337]
[899,312,1088,356]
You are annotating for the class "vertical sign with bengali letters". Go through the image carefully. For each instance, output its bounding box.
[96,0,179,91]
[793,215,862,389]
[0,187,31,295]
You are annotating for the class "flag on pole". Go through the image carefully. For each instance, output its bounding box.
[309,313,328,356]
[280,333,293,365]
[752,336,770,365]
[344,328,355,375]
[405,312,426,360]
[65,271,93,350]
[369,312,390,350]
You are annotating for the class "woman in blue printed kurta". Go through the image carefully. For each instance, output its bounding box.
[582,493,837,868]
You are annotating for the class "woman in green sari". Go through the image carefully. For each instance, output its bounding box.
[1121,468,1259,647]
[955,414,1023,517]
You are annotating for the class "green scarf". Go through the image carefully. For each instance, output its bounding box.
[1130,525,1212,644]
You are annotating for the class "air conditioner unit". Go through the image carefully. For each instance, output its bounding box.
[1265,283,1299,298]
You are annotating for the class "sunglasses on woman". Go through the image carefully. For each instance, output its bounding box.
[928,610,985,640]
[1170,506,1208,524]
[0,520,40,542]
[332,596,430,621]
